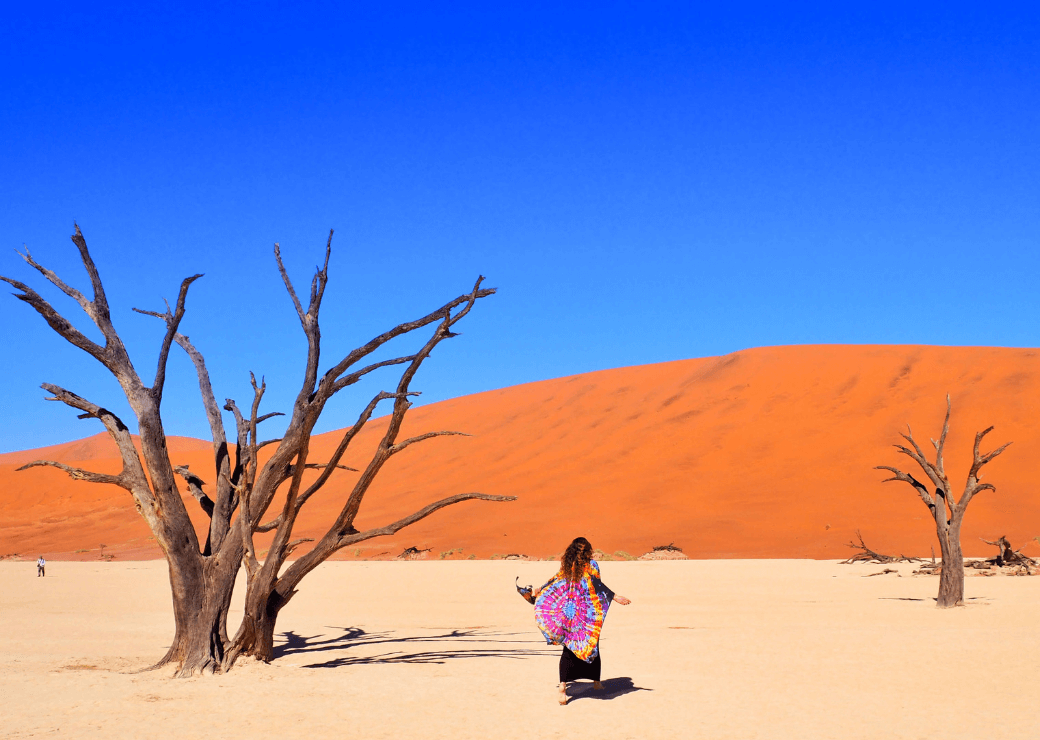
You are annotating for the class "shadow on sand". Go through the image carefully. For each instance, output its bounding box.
[273,627,558,668]
[566,677,652,703]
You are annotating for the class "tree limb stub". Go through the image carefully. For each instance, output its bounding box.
[174,465,215,518]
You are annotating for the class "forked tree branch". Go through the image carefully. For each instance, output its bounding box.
[878,397,1010,517]
[249,275,496,597]
[39,383,150,491]
[961,426,1011,508]
[68,226,114,327]
[292,390,398,514]
[330,317,455,535]
[875,465,936,510]
[330,356,416,394]
[0,274,109,365]
[284,538,314,558]
[133,273,203,399]
[134,304,238,553]
[253,462,361,533]
[929,394,951,470]
[316,276,495,405]
[2,227,136,378]
[894,432,947,495]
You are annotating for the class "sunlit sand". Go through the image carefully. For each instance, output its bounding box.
[3,559,1038,739]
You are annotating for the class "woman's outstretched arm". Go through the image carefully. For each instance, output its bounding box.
[613,594,631,605]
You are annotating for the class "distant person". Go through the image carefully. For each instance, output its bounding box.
[525,537,630,705]
[37,556,45,577]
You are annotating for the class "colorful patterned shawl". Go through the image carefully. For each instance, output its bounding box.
[534,559,615,662]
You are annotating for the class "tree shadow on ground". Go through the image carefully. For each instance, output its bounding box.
[273,627,557,668]
[567,677,652,703]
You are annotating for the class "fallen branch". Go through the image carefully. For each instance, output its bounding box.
[840,530,922,564]
[397,546,432,560]
[652,542,683,553]
[864,568,899,577]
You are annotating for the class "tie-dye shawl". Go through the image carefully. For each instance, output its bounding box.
[534,559,615,662]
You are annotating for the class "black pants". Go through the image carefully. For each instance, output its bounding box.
[38,565,44,577]
[559,645,601,682]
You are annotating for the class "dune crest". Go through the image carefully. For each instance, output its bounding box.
[2,345,1038,560]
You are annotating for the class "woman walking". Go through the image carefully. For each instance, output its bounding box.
[532,537,631,705]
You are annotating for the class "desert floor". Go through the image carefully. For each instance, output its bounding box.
[2,559,1038,739]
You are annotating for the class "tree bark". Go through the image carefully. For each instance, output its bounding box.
[936,514,964,607]
[151,546,242,676]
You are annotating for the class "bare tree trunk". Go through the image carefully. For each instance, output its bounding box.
[936,514,964,608]
[153,547,242,675]
[229,582,291,665]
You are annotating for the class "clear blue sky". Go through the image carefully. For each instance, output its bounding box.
[1,3,1038,452]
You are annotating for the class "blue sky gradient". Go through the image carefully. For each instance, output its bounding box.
[2,3,1038,451]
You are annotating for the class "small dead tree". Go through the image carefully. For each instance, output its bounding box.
[977,536,1035,568]
[2,226,514,675]
[876,396,1010,607]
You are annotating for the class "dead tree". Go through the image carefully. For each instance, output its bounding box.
[1,226,514,675]
[876,396,1010,607]
[977,536,1036,568]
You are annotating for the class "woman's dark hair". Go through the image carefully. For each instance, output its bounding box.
[561,537,593,582]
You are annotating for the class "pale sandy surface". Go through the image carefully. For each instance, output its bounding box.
[2,559,1039,739]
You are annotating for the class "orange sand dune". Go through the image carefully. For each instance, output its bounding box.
[0,433,211,467]
[2,345,1039,561]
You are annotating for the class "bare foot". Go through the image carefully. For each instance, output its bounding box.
[558,682,569,705]
[593,680,603,690]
